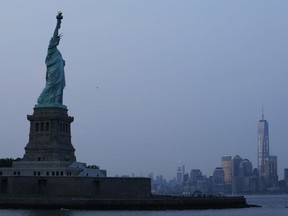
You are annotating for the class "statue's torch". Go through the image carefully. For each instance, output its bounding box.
[56,11,63,20]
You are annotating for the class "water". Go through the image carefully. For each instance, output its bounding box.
[0,195,287,216]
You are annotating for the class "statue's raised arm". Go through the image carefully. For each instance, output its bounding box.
[36,12,66,108]
[53,12,63,39]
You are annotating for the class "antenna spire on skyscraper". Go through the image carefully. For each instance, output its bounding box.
[262,104,264,120]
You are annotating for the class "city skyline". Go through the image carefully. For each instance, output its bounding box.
[156,112,283,181]
[1,1,288,179]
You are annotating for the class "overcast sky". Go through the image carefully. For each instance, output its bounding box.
[0,0,288,179]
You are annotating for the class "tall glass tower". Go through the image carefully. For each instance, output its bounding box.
[257,112,270,178]
[221,156,232,184]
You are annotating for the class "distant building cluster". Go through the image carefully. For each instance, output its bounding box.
[149,113,288,195]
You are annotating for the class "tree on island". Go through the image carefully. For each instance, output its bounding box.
[0,158,22,167]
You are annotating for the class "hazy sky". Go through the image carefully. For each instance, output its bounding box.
[1,0,288,179]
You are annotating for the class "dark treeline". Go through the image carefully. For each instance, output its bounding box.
[0,158,22,167]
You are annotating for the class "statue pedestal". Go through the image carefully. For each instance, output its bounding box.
[23,106,76,162]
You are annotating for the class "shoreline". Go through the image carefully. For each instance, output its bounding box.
[0,195,258,210]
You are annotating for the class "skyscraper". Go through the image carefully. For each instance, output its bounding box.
[257,112,270,178]
[257,111,278,190]
[232,155,243,194]
[284,168,288,184]
[221,156,232,193]
[221,156,232,185]
[212,167,225,193]
[176,165,185,185]
[267,156,278,185]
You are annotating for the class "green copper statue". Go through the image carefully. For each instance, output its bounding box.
[37,12,66,107]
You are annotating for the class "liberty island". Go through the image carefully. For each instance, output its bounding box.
[0,12,253,210]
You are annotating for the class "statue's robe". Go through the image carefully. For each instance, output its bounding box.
[37,37,65,105]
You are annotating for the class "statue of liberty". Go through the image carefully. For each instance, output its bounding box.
[37,12,66,107]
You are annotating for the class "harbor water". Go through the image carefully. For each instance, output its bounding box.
[0,194,287,216]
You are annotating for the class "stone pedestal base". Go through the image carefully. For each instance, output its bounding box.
[23,107,76,162]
